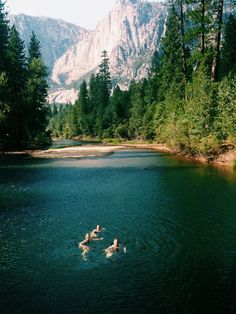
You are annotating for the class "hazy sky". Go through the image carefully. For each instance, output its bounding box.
[5,0,159,30]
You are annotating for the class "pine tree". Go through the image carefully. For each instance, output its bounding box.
[7,26,27,149]
[76,80,89,135]
[150,50,160,81]
[52,104,58,116]
[211,0,224,81]
[28,31,41,61]
[147,51,160,103]
[220,14,236,77]
[0,0,9,72]
[95,51,112,136]
[128,81,146,138]
[185,0,211,53]
[178,0,188,80]
[98,50,112,93]
[158,5,186,100]
[88,74,99,136]
[109,85,131,125]
[25,32,50,147]
[0,0,10,149]
[214,76,236,145]
[0,72,9,136]
[184,66,214,151]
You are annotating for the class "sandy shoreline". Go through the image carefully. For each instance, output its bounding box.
[28,144,126,159]
[1,142,235,170]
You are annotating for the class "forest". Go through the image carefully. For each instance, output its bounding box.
[1,0,236,158]
[49,0,236,158]
[0,0,50,150]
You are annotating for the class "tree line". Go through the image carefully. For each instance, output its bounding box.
[0,0,50,150]
[50,0,236,157]
[1,0,234,158]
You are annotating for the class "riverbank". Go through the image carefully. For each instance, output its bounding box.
[118,142,236,170]
[28,144,126,159]
[31,142,236,170]
[1,141,235,170]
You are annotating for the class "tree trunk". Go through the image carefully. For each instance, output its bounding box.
[201,0,205,54]
[211,0,224,81]
[180,0,188,80]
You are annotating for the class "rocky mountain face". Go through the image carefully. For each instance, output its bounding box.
[9,14,89,69]
[10,0,167,103]
[47,88,78,104]
[52,0,167,89]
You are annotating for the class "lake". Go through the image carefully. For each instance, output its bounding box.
[0,149,236,314]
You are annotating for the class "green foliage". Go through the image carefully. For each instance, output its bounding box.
[214,76,236,145]
[76,80,89,134]
[114,123,129,140]
[25,32,49,147]
[0,2,50,151]
[98,50,112,93]
[47,1,236,159]
[6,26,28,149]
[0,0,9,73]
[158,5,186,100]
[220,14,236,78]
[28,31,41,61]
[128,81,147,138]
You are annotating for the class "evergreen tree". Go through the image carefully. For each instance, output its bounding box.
[220,14,236,77]
[158,5,186,100]
[76,80,89,135]
[150,50,160,81]
[211,0,224,81]
[0,72,9,139]
[183,65,217,155]
[7,26,27,149]
[185,0,212,54]
[28,31,41,61]
[98,50,112,93]
[88,73,99,136]
[46,3,236,158]
[95,51,112,136]
[109,86,130,124]
[0,0,9,149]
[146,51,160,104]
[214,77,236,145]
[0,0,9,72]
[128,81,146,138]
[52,104,58,116]
[25,32,50,147]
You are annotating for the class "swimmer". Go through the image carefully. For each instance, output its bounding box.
[105,238,119,258]
[90,225,104,240]
[79,233,91,256]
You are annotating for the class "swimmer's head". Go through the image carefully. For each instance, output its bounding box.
[113,238,119,247]
[96,225,100,231]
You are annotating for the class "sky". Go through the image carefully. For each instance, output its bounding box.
[5,0,159,30]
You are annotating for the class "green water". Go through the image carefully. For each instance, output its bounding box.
[0,150,236,314]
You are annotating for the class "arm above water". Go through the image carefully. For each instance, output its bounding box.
[79,239,88,248]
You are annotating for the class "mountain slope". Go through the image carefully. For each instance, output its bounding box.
[51,0,167,88]
[9,14,90,69]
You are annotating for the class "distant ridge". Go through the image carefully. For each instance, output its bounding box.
[9,14,90,69]
[10,1,167,103]
[51,0,167,89]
